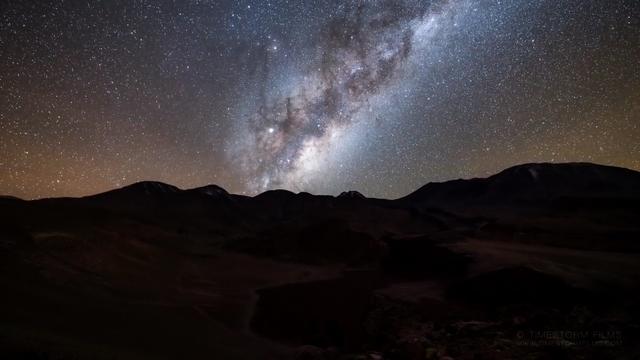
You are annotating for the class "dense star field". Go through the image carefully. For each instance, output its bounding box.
[1,0,638,199]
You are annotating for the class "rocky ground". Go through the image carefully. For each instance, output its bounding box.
[1,163,639,359]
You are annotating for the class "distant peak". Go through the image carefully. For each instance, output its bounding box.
[491,162,639,180]
[0,195,23,202]
[105,181,180,196]
[255,189,296,199]
[189,184,229,197]
[338,191,366,199]
[400,162,640,206]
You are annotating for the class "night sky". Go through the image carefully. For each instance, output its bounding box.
[1,0,638,200]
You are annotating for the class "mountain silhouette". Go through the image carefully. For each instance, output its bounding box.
[1,162,639,359]
[400,162,640,208]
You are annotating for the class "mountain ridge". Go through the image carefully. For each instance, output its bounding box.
[399,162,640,208]
[7,162,640,203]
[1,162,640,359]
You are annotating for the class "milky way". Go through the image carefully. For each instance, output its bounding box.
[235,0,444,192]
[1,0,639,199]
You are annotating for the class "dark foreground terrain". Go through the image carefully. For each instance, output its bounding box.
[1,162,640,359]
